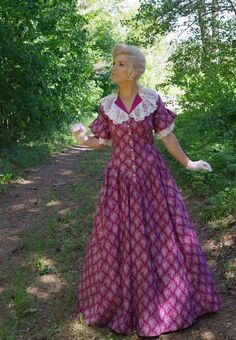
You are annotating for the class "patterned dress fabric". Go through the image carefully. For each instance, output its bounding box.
[76,87,222,337]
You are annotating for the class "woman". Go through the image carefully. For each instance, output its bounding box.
[73,44,222,338]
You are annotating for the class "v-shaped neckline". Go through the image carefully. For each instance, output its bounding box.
[115,93,142,114]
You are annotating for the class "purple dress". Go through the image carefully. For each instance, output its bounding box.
[76,87,222,337]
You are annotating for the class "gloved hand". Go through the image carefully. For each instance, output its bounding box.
[70,123,88,144]
[70,122,87,133]
[186,160,212,172]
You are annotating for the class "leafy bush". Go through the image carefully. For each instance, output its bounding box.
[0,0,101,142]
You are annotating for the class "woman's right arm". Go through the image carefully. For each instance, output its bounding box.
[83,136,109,149]
[73,130,109,149]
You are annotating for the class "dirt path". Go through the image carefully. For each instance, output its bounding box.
[0,146,82,276]
[0,145,235,339]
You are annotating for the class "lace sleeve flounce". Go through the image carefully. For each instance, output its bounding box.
[98,138,112,146]
[155,122,175,139]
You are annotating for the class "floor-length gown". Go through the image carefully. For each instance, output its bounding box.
[76,86,222,337]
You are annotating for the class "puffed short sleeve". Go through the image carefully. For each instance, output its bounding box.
[88,105,112,145]
[153,95,177,139]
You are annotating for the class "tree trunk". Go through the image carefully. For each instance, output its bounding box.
[197,0,210,52]
[212,0,220,42]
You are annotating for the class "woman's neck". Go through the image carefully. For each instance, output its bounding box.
[118,82,139,100]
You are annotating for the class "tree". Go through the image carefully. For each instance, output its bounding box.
[135,0,235,51]
[0,0,95,142]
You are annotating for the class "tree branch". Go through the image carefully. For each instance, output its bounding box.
[226,0,236,15]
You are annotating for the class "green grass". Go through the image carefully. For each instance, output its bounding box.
[0,267,35,339]
[156,110,236,223]
[0,131,74,191]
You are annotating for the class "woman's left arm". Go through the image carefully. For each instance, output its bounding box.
[160,132,212,171]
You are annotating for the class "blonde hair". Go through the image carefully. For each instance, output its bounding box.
[112,43,146,81]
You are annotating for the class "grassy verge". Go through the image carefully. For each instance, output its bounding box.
[0,132,74,192]
[0,114,95,192]
[156,110,236,224]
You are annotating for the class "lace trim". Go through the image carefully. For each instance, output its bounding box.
[98,137,112,146]
[155,122,175,139]
[100,86,159,125]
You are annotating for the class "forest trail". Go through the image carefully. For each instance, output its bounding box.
[0,145,235,340]
[0,146,81,261]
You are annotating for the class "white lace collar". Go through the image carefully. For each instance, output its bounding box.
[100,86,159,125]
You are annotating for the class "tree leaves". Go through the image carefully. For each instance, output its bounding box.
[0,0,99,142]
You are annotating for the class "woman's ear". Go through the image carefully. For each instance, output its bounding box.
[128,69,139,81]
[132,69,139,80]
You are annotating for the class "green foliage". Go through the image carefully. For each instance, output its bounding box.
[82,8,116,96]
[203,187,236,222]
[0,0,141,187]
[0,0,101,142]
[0,0,129,144]
[158,105,236,222]
[167,20,236,223]
[169,38,236,117]
[0,131,73,188]
[136,0,236,222]
[136,1,235,47]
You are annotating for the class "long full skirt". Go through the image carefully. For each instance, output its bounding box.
[76,151,222,337]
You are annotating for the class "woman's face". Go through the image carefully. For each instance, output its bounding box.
[111,54,136,84]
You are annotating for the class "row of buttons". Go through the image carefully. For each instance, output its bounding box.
[127,123,136,176]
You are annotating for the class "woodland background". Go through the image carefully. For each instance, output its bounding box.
[1,0,235,221]
[0,1,235,339]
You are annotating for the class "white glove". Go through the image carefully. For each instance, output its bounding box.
[70,122,88,144]
[186,159,212,172]
[70,122,87,133]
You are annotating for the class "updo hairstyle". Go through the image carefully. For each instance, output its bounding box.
[112,44,146,81]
